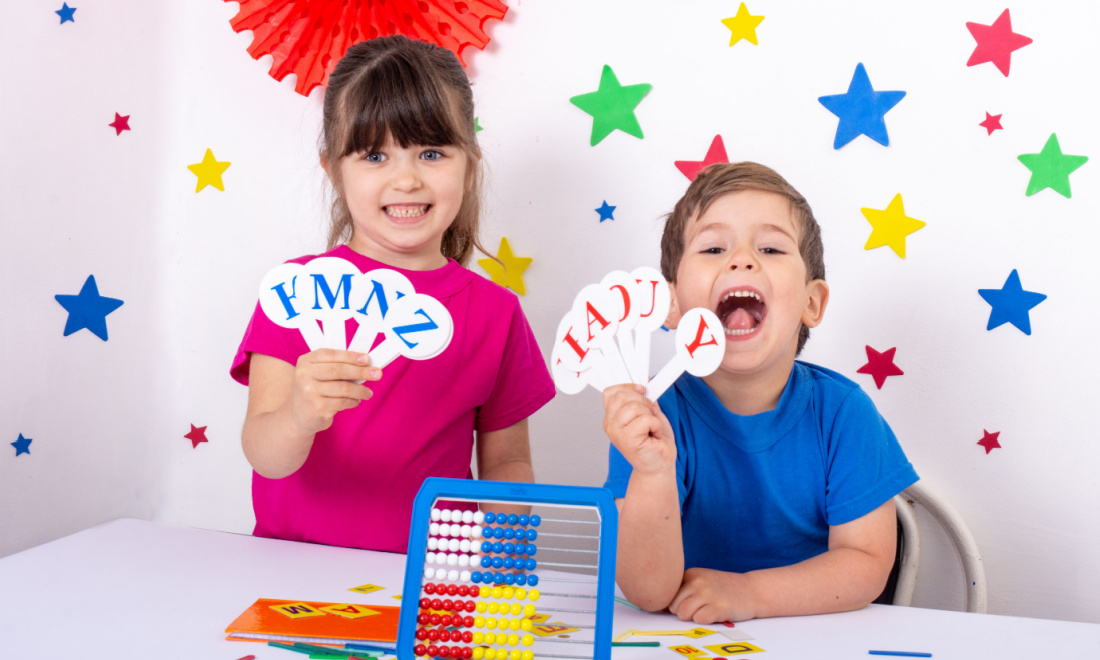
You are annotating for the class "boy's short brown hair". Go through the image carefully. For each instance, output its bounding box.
[660,162,825,355]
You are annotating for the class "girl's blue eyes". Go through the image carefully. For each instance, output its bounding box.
[362,149,444,162]
[421,149,443,161]
[700,247,783,255]
[365,153,385,163]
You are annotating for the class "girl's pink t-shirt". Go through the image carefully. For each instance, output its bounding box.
[231,245,555,553]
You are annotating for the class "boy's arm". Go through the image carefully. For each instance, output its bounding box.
[604,385,685,611]
[668,498,897,623]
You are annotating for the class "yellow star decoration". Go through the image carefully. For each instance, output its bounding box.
[187,148,231,192]
[721,3,765,46]
[478,237,532,295]
[861,193,926,259]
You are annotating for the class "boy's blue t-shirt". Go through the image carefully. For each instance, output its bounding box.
[604,361,919,573]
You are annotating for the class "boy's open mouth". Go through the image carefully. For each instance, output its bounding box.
[384,204,431,218]
[716,289,766,336]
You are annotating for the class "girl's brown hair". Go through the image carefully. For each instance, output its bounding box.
[320,36,486,266]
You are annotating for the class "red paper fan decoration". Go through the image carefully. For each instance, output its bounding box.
[225,0,508,96]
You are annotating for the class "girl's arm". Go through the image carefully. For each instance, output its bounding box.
[475,419,534,484]
[242,350,378,479]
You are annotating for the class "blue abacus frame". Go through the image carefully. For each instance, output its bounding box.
[398,478,619,660]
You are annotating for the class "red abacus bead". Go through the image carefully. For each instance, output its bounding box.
[424,583,437,595]
[457,585,470,597]
[427,646,439,657]
[463,616,475,627]
[418,614,430,625]
[462,631,474,643]
[462,648,473,659]
[430,614,442,625]
[439,646,451,658]
[420,598,432,609]
[431,599,444,610]
[446,584,459,596]
[417,628,430,640]
[440,630,453,643]
[428,630,440,642]
[464,600,477,613]
[440,599,453,611]
[440,615,453,627]
[415,645,427,657]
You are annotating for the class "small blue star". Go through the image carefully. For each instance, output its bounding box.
[55,275,125,341]
[595,201,617,222]
[818,63,906,149]
[56,3,77,24]
[12,434,32,457]
[978,269,1046,335]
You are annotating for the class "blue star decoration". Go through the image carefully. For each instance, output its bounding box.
[12,434,32,457]
[595,201,616,222]
[978,269,1047,335]
[55,275,125,341]
[56,3,77,24]
[817,63,906,149]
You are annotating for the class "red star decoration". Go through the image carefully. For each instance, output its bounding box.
[674,135,729,181]
[184,424,208,449]
[977,429,1001,454]
[856,345,904,389]
[109,113,131,135]
[966,9,1032,77]
[979,112,1003,135]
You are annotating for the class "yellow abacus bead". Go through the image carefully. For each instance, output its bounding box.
[498,617,510,629]
[509,617,522,630]
[473,632,485,645]
[488,602,500,614]
[508,634,520,646]
[472,649,484,660]
[522,635,534,647]
[510,650,522,660]
[502,587,515,600]
[484,632,497,645]
[474,616,486,628]
[493,650,506,660]
[520,619,533,632]
[523,604,537,617]
[510,603,522,616]
[523,651,535,660]
[486,618,498,630]
[528,589,540,601]
[481,586,493,598]
[480,650,493,660]
[514,588,527,600]
[491,587,503,599]
[477,601,488,614]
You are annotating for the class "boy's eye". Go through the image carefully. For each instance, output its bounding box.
[760,247,784,255]
[421,149,444,161]
[702,247,724,254]
[364,152,386,163]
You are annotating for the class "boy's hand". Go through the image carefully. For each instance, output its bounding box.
[289,349,381,435]
[669,567,756,624]
[602,384,676,476]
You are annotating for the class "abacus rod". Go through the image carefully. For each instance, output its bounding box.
[531,638,596,645]
[531,518,600,525]
[534,561,598,570]
[529,606,596,614]
[526,654,593,659]
[533,548,598,554]
[534,592,596,599]
[534,532,601,540]
[535,577,597,584]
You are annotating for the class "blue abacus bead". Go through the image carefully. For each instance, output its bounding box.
[526,544,537,556]
[529,515,541,527]
[518,515,529,526]
[526,559,537,571]
[481,556,492,568]
[526,530,537,541]
[493,542,504,554]
[503,557,515,569]
[515,574,527,586]
[514,543,527,556]
[503,528,515,540]
[514,530,527,541]
[471,572,483,583]
[492,557,504,569]
[507,514,519,525]
[493,572,506,585]
[482,527,494,539]
[504,573,516,585]
[481,541,493,553]
[485,512,497,524]
[503,543,515,555]
[528,575,539,587]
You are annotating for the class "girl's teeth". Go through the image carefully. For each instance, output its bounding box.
[387,205,428,218]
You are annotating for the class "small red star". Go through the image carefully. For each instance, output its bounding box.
[856,345,904,389]
[977,429,1001,454]
[109,113,131,135]
[184,424,208,449]
[979,112,1003,135]
[966,9,1032,77]
[674,134,729,181]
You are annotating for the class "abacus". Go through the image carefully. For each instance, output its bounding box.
[398,478,619,660]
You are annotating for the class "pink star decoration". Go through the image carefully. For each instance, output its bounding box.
[184,424,208,449]
[674,135,729,181]
[966,9,1032,76]
[109,113,131,135]
[979,112,1003,135]
[977,429,1002,454]
[856,345,904,389]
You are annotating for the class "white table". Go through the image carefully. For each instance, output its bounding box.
[1,519,1097,659]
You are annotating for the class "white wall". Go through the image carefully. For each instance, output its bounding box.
[3,0,1099,624]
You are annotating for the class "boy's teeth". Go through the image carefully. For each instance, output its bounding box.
[386,205,428,218]
[725,327,756,336]
[720,290,762,302]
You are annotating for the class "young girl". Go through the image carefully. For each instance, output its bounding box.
[230,36,555,553]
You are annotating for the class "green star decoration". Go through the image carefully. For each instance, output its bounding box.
[1017,133,1088,198]
[569,65,652,146]
[474,117,483,133]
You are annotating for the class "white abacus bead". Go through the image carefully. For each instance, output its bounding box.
[460,539,472,553]
[470,553,480,566]
[460,570,472,582]
[473,511,485,524]
[448,539,461,552]
[429,522,440,536]
[431,508,442,521]
[460,524,472,538]
[458,555,470,567]
[447,570,460,582]
[462,510,475,524]
[440,509,453,523]
[435,568,447,580]
[447,554,459,567]
[450,509,463,523]
[428,538,439,551]
[471,526,482,539]
[439,523,451,537]
[424,566,434,579]
[427,552,438,564]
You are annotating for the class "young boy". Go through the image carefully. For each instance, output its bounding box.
[602,162,918,623]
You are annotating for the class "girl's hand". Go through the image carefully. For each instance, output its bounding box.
[288,349,381,435]
[602,384,676,476]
